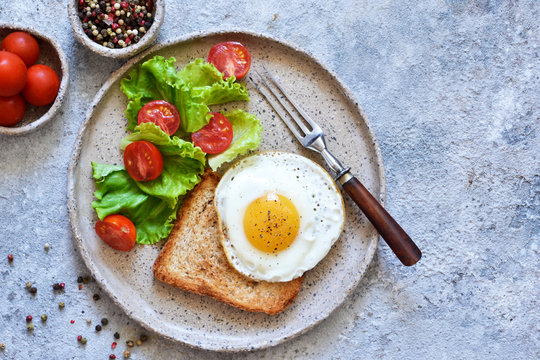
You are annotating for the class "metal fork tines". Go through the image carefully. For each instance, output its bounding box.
[250,68,349,178]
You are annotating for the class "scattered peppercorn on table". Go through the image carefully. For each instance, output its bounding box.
[0,0,538,359]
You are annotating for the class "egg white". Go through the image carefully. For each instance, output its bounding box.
[214,152,345,282]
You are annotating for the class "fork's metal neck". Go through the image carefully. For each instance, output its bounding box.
[320,148,350,181]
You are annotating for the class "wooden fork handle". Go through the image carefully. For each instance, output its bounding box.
[341,175,422,266]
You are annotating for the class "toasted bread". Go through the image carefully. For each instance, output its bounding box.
[153,170,303,315]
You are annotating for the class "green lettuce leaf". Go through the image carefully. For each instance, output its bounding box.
[208,109,263,170]
[91,162,179,245]
[120,56,250,134]
[120,123,206,207]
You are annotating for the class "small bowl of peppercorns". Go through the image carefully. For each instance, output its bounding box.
[68,0,164,59]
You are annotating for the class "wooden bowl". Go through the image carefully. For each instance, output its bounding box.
[68,0,165,59]
[0,24,69,136]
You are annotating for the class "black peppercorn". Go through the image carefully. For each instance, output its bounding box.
[95,324,102,331]
[93,293,100,301]
[77,276,83,283]
[29,287,37,294]
[114,332,120,339]
[101,318,109,326]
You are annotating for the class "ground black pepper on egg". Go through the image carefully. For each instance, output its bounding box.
[77,0,154,49]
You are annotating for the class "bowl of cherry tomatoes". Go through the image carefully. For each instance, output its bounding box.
[0,24,69,135]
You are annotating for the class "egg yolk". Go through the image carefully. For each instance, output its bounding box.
[243,193,300,253]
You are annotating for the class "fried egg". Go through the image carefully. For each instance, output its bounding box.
[214,152,345,282]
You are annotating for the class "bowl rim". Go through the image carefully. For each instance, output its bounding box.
[67,0,165,59]
[0,24,70,136]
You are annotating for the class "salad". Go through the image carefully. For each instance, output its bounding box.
[91,42,262,250]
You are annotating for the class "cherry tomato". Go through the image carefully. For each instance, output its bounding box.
[22,64,60,106]
[95,214,137,251]
[191,113,233,154]
[207,42,252,80]
[0,51,27,97]
[1,32,40,67]
[124,140,164,182]
[138,100,181,135]
[0,94,26,127]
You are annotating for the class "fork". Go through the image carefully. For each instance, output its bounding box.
[251,68,422,266]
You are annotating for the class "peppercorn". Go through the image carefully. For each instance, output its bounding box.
[95,324,102,332]
[30,287,37,294]
[136,339,142,346]
[93,293,100,301]
[7,254,13,262]
[123,350,130,359]
[27,323,34,331]
[70,320,75,324]
[77,335,82,342]
[87,318,92,325]
[44,243,50,251]
[101,318,109,326]
[26,282,32,289]
[59,302,65,309]
[81,337,87,345]
[126,340,134,348]
[114,332,120,339]
[111,341,117,349]
[0,343,5,351]
[110,355,116,359]
[52,282,65,290]
[78,284,83,290]
[140,334,148,342]
[26,315,32,322]
[41,314,47,321]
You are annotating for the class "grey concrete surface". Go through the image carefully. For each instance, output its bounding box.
[1,0,538,359]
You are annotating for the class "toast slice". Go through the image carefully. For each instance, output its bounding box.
[153,170,303,315]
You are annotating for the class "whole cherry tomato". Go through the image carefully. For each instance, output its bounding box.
[124,140,164,182]
[0,94,26,127]
[191,113,233,154]
[22,64,60,106]
[0,51,27,97]
[1,32,40,67]
[138,100,181,135]
[95,214,137,251]
[208,42,251,80]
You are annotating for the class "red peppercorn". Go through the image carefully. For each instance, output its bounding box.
[121,1,128,9]
[7,254,13,262]
[109,355,116,359]
[125,38,131,44]
[78,284,83,290]
[111,342,117,349]
[141,20,146,25]
[77,335,82,342]
[79,0,84,4]
[139,12,144,18]
[112,23,119,30]
[26,315,32,322]
[70,320,75,324]
[60,283,65,289]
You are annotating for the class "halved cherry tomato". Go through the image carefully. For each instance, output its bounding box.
[124,140,163,182]
[0,51,27,97]
[0,94,26,126]
[95,214,137,251]
[22,64,60,106]
[138,100,180,135]
[1,32,40,67]
[191,113,233,154]
[207,42,251,80]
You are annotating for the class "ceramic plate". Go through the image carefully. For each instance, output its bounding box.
[67,30,384,351]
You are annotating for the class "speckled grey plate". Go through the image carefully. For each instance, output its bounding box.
[0,24,69,135]
[67,30,385,352]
